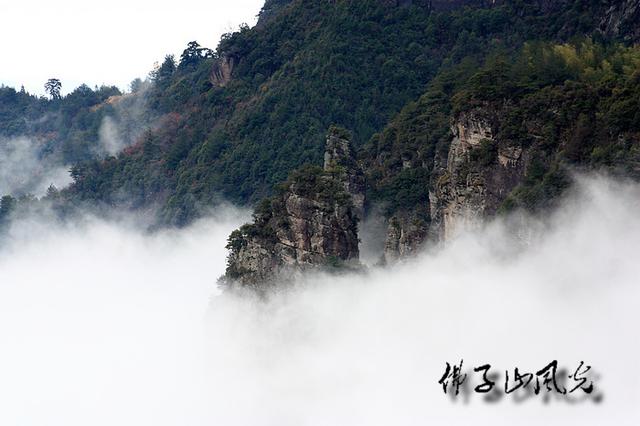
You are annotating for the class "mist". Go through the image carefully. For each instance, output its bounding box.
[0,175,638,425]
[0,136,72,196]
[97,86,153,157]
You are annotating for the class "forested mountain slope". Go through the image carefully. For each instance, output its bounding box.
[2,0,639,232]
[364,40,640,259]
[64,0,640,225]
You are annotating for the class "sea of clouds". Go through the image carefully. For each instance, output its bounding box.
[0,175,638,425]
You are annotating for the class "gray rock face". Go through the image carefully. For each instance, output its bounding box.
[211,56,235,87]
[222,128,363,290]
[381,106,527,262]
[429,108,525,240]
[382,210,429,264]
[324,129,366,220]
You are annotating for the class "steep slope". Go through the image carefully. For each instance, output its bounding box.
[365,40,640,259]
[0,84,151,204]
[65,0,640,226]
[222,127,363,289]
[0,84,150,165]
[223,38,640,281]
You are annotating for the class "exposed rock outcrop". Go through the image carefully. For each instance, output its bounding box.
[429,108,525,240]
[324,128,366,220]
[221,128,363,290]
[382,210,429,264]
[380,105,529,260]
[211,55,236,87]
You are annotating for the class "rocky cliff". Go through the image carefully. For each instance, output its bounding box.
[380,107,525,260]
[210,56,236,87]
[324,128,366,220]
[429,107,525,240]
[372,32,640,263]
[382,210,429,264]
[221,127,364,290]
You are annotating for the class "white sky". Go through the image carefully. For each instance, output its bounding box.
[0,0,264,95]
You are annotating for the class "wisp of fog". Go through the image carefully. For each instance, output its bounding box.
[0,176,638,425]
[0,137,72,196]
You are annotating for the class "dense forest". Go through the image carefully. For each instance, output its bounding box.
[366,40,640,220]
[1,0,639,231]
[0,82,146,163]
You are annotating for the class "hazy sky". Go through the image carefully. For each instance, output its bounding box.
[0,0,264,95]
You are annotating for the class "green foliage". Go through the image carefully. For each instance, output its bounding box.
[321,255,362,274]
[328,125,352,141]
[4,1,640,228]
[374,168,431,214]
[454,40,640,113]
[179,41,214,71]
[277,164,352,208]
[501,165,572,212]
[469,139,498,168]
[0,86,48,135]
[152,55,176,85]
[363,60,478,212]
[0,82,127,165]
[367,37,640,217]
[72,0,584,224]
[226,228,248,252]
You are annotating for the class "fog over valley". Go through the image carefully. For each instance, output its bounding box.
[0,176,638,425]
[2,1,640,424]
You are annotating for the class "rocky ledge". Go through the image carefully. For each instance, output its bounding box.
[220,127,364,291]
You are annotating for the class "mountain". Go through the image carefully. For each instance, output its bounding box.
[366,40,640,261]
[58,0,639,226]
[222,127,364,290]
[0,83,151,227]
[2,1,640,271]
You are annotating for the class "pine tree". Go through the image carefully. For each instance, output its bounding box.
[44,78,62,100]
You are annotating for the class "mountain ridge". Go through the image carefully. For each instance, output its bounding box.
[1,1,639,257]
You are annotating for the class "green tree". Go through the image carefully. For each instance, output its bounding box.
[44,78,62,100]
[178,41,203,69]
[129,78,144,93]
[179,41,210,70]
[151,55,176,83]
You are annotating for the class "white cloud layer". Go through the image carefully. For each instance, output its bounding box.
[0,0,264,95]
[0,175,638,425]
[0,136,72,196]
